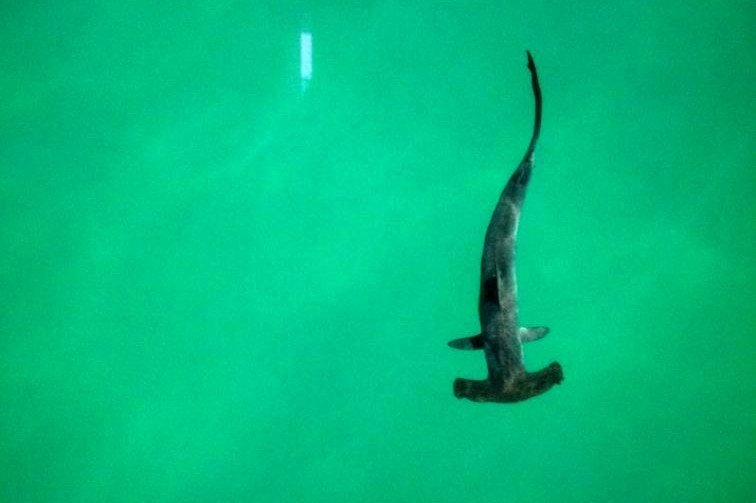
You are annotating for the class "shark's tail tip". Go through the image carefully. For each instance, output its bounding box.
[526,50,535,68]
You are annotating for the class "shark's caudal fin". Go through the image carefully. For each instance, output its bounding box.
[523,50,542,164]
[449,326,549,350]
[502,51,544,207]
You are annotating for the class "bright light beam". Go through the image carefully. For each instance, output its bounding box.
[300,32,312,93]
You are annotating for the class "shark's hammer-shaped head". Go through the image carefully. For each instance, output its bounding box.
[453,362,563,403]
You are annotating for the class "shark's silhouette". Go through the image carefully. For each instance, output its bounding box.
[449,52,563,403]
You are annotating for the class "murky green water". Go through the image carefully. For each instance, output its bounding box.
[2,2,754,502]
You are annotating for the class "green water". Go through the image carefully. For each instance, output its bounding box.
[2,2,754,502]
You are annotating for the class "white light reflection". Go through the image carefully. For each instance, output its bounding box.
[300,32,312,93]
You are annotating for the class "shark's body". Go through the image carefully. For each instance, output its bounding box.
[449,52,563,403]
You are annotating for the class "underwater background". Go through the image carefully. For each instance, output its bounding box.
[1,1,754,502]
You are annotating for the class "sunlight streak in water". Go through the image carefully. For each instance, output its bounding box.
[300,31,312,93]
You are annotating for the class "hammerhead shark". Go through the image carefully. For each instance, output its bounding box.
[449,52,563,403]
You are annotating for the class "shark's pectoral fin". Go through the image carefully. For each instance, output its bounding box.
[519,326,549,343]
[448,334,485,350]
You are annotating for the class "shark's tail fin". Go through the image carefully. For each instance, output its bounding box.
[523,50,542,164]
[502,52,543,204]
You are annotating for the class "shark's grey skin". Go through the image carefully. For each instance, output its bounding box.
[449,52,563,403]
